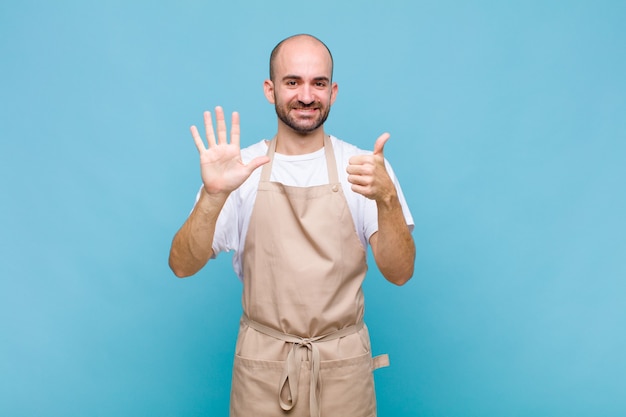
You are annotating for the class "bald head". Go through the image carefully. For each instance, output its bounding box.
[269,34,334,82]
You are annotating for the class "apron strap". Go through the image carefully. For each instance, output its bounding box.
[260,137,276,182]
[372,353,390,370]
[242,315,363,417]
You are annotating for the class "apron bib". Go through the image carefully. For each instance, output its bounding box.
[230,136,388,417]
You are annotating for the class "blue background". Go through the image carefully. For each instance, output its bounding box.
[1,1,625,416]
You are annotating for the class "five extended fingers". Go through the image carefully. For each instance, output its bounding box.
[191,106,241,153]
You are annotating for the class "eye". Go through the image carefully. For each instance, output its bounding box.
[315,81,327,88]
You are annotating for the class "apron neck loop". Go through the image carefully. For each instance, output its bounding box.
[260,135,339,184]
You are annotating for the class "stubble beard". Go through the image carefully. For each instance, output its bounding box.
[274,98,331,134]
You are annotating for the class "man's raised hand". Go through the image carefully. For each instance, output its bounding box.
[346,132,397,203]
[190,106,269,196]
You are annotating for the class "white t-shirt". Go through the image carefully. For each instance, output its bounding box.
[197,135,414,280]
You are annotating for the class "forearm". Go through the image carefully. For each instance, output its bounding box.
[371,194,415,286]
[168,189,229,277]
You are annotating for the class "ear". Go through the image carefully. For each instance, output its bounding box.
[330,82,338,105]
[263,79,275,104]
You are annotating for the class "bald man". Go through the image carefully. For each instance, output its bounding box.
[169,34,415,417]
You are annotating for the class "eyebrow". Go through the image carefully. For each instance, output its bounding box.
[282,75,331,83]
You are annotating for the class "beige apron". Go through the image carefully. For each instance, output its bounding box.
[230,136,389,417]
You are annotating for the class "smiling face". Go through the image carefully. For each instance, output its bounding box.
[265,35,338,135]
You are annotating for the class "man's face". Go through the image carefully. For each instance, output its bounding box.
[267,38,337,134]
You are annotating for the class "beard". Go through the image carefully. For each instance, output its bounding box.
[274,98,331,134]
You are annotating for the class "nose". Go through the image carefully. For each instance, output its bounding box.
[297,84,314,105]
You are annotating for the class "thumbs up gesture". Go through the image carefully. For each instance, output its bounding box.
[346,132,397,203]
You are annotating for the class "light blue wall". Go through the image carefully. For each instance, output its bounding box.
[1,1,625,416]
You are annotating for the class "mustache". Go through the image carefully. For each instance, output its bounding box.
[289,101,321,110]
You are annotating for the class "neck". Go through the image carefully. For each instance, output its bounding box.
[274,125,326,155]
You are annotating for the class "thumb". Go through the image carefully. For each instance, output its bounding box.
[247,155,270,172]
[373,132,390,156]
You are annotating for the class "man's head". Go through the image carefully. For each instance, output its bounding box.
[264,34,338,135]
[269,34,334,82]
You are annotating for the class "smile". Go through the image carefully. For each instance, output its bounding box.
[292,107,319,114]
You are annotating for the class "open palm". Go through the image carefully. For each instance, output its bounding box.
[190,107,269,195]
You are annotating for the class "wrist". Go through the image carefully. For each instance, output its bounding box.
[376,192,399,211]
[198,187,230,211]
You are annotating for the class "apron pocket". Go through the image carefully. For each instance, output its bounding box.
[231,355,310,417]
[231,352,380,417]
[319,351,378,417]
